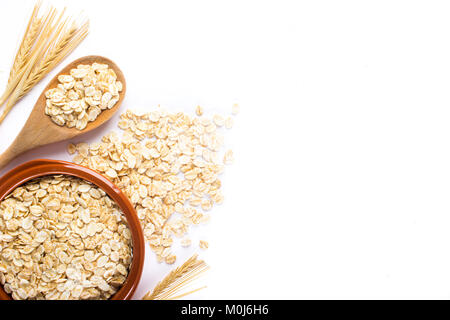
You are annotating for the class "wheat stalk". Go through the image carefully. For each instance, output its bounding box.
[142,254,209,300]
[0,4,89,124]
[0,2,43,107]
[0,7,58,123]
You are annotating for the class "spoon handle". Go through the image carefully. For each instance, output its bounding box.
[0,128,39,171]
[0,144,24,171]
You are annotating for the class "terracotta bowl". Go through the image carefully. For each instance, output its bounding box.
[0,159,145,300]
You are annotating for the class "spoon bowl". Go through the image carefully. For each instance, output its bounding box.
[0,55,126,170]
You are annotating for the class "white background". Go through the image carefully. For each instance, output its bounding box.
[1,0,450,299]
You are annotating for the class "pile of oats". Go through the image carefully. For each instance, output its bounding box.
[69,105,238,264]
[0,175,132,300]
[45,63,123,130]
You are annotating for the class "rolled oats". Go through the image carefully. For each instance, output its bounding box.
[165,254,176,265]
[213,114,225,127]
[195,105,203,116]
[67,143,77,155]
[223,150,234,165]
[180,238,192,247]
[199,240,209,250]
[225,116,234,129]
[69,106,236,263]
[0,175,132,300]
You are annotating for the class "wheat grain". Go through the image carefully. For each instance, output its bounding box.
[142,254,209,300]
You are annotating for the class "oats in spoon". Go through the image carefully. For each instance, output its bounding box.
[45,63,123,130]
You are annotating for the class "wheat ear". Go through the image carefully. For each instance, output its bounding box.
[0,15,89,123]
[0,7,59,123]
[7,1,42,85]
[142,254,209,300]
[18,20,88,100]
[0,2,43,107]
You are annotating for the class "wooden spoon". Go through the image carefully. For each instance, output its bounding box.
[0,55,126,171]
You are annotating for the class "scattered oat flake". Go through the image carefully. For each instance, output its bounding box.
[45,63,123,130]
[200,214,211,224]
[199,240,209,250]
[195,105,203,116]
[232,103,240,115]
[181,238,192,247]
[223,150,234,165]
[165,254,177,265]
[225,117,234,129]
[67,143,76,155]
[213,114,225,127]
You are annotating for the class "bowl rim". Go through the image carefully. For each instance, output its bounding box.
[0,159,145,300]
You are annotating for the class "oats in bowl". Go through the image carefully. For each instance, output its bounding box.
[44,62,123,130]
[0,175,132,300]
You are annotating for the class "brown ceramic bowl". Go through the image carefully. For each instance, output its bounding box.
[0,159,145,300]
